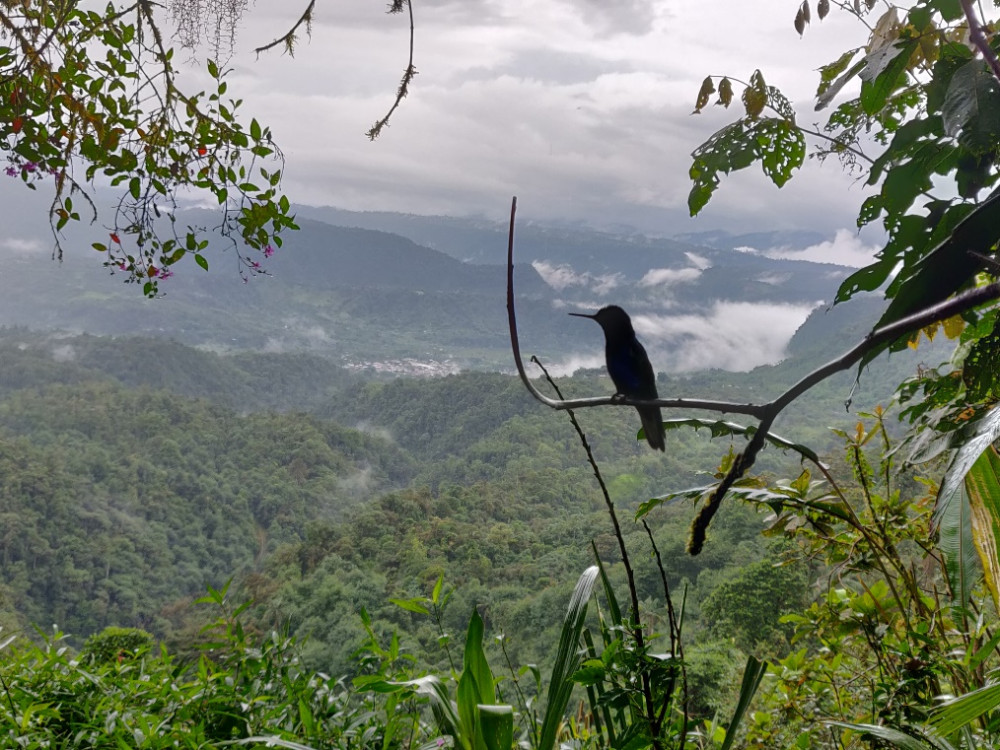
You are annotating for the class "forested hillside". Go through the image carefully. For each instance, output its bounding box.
[0,320,933,669]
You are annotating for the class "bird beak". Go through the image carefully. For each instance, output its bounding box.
[568,312,596,319]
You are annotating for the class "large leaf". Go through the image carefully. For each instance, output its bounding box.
[929,683,1000,737]
[825,722,954,750]
[662,418,821,463]
[934,405,1000,528]
[859,39,918,115]
[936,484,982,607]
[964,444,1000,609]
[718,656,768,750]
[412,675,461,738]
[478,705,514,750]
[462,609,495,706]
[853,187,1000,370]
[538,566,599,750]
[931,401,1000,607]
[942,60,1000,153]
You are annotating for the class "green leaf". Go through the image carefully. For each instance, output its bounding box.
[463,609,495,706]
[390,597,430,615]
[929,683,1000,738]
[816,57,868,110]
[962,444,1000,609]
[457,668,481,749]
[859,40,917,115]
[538,566,599,750]
[758,118,805,187]
[478,705,514,750]
[817,48,863,100]
[719,656,768,750]
[934,405,1000,528]
[826,722,953,750]
[231,738,320,750]
[412,676,461,737]
[850,188,1000,367]
[942,61,1000,154]
[661,418,821,462]
[936,482,981,607]
[195,253,209,271]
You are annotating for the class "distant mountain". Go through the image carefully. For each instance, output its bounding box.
[0,204,882,372]
[674,229,828,252]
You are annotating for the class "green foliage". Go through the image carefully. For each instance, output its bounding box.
[0,2,296,294]
[0,588,391,749]
[690,1,1000,411]
[80,626,153,665]
[736,415,1000,748]
[700,555,807,653]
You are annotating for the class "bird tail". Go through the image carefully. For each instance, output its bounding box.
[638,406,665,451]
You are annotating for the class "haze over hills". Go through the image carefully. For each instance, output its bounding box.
[0,201,879,375]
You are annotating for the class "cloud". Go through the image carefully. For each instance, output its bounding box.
[761,229,882,268]
[756,272,791,285]
[634,301,819,373]
[51,344,76,362]
[532,260,622,294]
[639,266,702,287]
[638,250,712,286]
[553,300,820,375]
[685,252,711,269]
[197,0,878,238]
[1,237,46,256]
[540,352,605,377]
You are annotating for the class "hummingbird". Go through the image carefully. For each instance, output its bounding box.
[570,305,665,451]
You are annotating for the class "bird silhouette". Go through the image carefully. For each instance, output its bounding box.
[570,305,665,451]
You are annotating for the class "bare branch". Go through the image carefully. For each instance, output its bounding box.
[507,195,1000,554]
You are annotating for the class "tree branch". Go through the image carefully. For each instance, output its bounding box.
[506,195,1000,554]
[959,0,1000,83]
[254,0,316,56]
[366,0,417,140]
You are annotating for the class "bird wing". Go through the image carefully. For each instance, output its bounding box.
[607,338,658,399]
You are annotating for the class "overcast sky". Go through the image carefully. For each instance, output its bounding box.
[185,0,882,246]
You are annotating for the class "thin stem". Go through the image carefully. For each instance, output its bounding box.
[531,355,662,746]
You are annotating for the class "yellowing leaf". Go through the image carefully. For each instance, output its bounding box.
[718,77,734,107]
[742,70,767,118]
[943,314,966,339]
[694,76,715,113]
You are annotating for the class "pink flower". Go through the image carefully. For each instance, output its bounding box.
[4,166,17,177]
[23,162,37,173]
[263,244,274,258]
[250,260,261,270]
[159,268,174,280]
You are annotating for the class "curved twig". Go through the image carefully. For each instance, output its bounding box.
[254,0,316,56]
[366,0,417,140]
